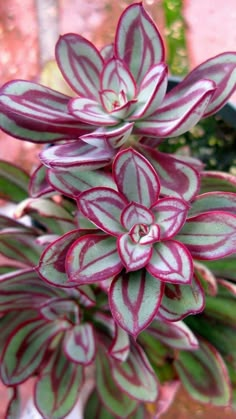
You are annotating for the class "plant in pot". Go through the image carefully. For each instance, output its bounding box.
[0,3,236,418]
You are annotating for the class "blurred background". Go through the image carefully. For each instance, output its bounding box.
[0,1,236,417]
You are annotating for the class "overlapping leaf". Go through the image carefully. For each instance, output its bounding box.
[109,270,164,337]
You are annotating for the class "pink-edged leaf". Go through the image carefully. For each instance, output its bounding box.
[69,97,119,125]
[56,33,103,100]
[158,275,205,321]
[0,160,29,202]
[63,323,95,365]
[115,3,164,85]
[1,318,68,385]
[130,63,168,119]
[101,57,136,100]
[189,191,236,217]
[152,197,189,239]
[200,170,236,194]
[112,342,159,402]
[0,229,41,266]
[109,324,130,362]
[138,145,200,202]
[113,148,160,207]
[48,167,116,198]
[78,187,127,236]
[29,164,54,198]
[118,233,153,271]
[177,211,236,259]
[179,52,236,117]
[40,298,80,323]
[109,270,164,337]
[0,268,63,312]
[37,229,81,287]
[66,234,123,284]
[147,240,193,284]
[82,121,134,149]
[172,153,204,172]
[35,344,84,419]
[121,202,154,230]
[40,139,113,170]
[0,81,90,142]
[96,345,138,418]
[194,261,218,296]
[175,340,231,405]
[135,79,215,137]
[148,318,199,350]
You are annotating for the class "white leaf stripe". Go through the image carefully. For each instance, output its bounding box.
[115,3,164,85]
[78,187,127,235]
[66,235,122,283]
[113,148,160,207]
[147,240,193,284]
[56,34,103,100]
[109,270,164,336]
[177,212,236,259]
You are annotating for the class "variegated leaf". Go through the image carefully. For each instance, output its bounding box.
[138,145,200,202]
[112,343,159,401]
[177,211,236,259]
[40,139,113,170]
[1,318,68,385]
[113,148,160,207]
[158,276,205,321]
[148,319,199,350]
[40,298,79,324]
[0,229,41,266]
[120,202,154,230]
[48,167,116,198]
[63,323,95,365]
[69,97,119,125]
[200,170,236,194]
[37,230,81,287]
[56,33,103,100]
[66,234,123,283]
[152,197,189,239]
[147,240,193,284]
[0,81,90,142]
[0,160,29,202]
[118,233,153,271]
[78,187,126,235]
[175,340,231,405]
[179,52,236,117]
[96,346,138,418]
[135,80,215,137]
[35,346,84,419]
[109,270,164,337]
[82,121,134,148]
[189,191,236,217]
[109,324,130,362]
[130,63,168,119]
[0,269,63,312]
[115,3,164,85]
[101,57,136,100]
[29,164,54,198]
